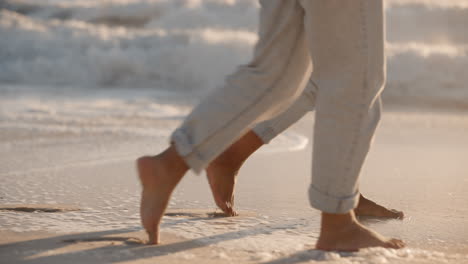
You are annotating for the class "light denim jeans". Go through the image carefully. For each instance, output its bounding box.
[172,0,385,214]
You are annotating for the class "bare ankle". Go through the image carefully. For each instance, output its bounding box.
[321,211,356,228]
[137,146,189,188]
[159,146,189,176]
[210,130,263,168]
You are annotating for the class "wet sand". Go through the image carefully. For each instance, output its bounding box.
[1,110,468,263]
[0,229,258,264]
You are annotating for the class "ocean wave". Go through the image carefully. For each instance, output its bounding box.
[0,6,257,91]
[1,0,467,108]
[387,3,468,44]
[386,43,468,108]
[0,0,259,30]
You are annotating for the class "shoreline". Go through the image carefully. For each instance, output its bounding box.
[0,229,257,264]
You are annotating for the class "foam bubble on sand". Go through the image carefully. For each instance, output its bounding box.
[260,131,309,154]
[156,214,468,263]
[156,214,315,256]
[240,247,468,264]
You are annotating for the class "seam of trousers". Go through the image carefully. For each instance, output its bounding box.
[345,0,371,180]
[172,5,305,173]
[254,78,319,144]
[253,105,298,144]
[309,0,372,214]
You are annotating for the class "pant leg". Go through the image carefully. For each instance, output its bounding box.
[171,0,311,173]
[301,0,386,213]
[253,78,317,144]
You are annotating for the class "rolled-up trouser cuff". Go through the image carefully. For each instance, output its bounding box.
[308,184,360,214]
[171,128,206,174]
[252,123,278,144]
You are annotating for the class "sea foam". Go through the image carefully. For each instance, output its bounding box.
[1,0,467,107]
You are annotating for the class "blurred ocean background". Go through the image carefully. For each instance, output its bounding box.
[1,0,467,152]
[1,0,467,106]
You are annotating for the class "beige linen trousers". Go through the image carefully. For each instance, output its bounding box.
[171,0,385,214]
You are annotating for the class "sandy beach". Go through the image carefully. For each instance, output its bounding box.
[1,107,468,263]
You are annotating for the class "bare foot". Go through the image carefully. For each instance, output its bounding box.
[206,131,263,216]
[137,146,187,244]
[316,211,405,252]
[206,131,403,220]
[206,159,239,216]
[355,195,404,219]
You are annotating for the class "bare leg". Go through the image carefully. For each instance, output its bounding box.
[137,145,404,249]
[137,139,402,247]
[316,211,405,251]
[207,130,404,219]
[206,131,263,216]
[137,146,188,244]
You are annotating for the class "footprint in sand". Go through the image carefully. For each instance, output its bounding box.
[0,204,80,213]
[164,208,257,219]
[62,236,144,245]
